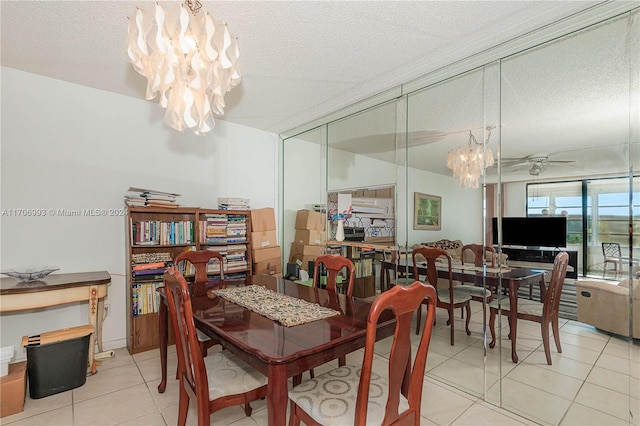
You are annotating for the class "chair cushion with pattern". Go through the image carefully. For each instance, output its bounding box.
[205,350,268,400]
[288,364,409,426]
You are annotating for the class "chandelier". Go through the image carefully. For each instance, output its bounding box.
[125,1,241,135]
[446,126,495,189]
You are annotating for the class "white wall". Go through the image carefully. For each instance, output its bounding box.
[0,67,278,358]
[403,167,484,247]
[504,182,527,217]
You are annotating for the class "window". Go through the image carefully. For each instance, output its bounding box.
[527,176,639,276]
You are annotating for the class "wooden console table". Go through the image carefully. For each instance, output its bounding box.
[0,271,111,373]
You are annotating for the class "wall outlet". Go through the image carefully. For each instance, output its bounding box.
[104,303,111,318]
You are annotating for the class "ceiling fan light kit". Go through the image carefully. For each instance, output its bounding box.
[125,0,241,135]
[447,126,495,189]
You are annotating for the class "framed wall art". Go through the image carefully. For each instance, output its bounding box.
[414,192,441,230]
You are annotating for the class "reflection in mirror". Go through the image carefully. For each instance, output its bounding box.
[492,13,636,425]
[327,101,398,191]
[405,66,495,398]
[281,8,639,426]
[282,126,327,265]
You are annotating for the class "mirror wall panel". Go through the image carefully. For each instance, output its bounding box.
[325,101,399,245]
[405,67,495,397]
[281,6,638,425]
[281,126,327,265]
[493,12,637,424]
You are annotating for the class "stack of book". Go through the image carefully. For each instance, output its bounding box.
[218,197,250,210]
[202,214,228,244]
[226,244,248,272]
[226,214,248,243]
[125,187,181,208]
[130,252,173,316]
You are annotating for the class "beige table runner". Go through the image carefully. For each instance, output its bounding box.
[211,285,340,327]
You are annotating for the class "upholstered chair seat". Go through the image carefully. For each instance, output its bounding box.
[436,288,473,305]
[455,284,492,300]
[488,297,542,316]
[204,350,268,401]
[288,365,410,426]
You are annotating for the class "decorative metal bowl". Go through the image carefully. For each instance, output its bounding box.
[1,267,60,282]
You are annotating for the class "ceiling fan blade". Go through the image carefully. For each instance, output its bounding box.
[548,160,575,164]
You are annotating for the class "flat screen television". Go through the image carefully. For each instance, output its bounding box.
[492,217,567,248]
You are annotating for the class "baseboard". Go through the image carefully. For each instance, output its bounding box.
[101,338,127,351]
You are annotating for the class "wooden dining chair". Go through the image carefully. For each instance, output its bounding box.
[163,267,268,426]
[302,254,355,380]
[488,251,569,365]
[382,250,415,292]
[288,280,438,426]
[458,244,496,316]
[174,250,226,356]
[312,254,355,297]
[413,247,471,346]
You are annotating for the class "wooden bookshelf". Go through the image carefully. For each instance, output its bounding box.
[125,206,253,354]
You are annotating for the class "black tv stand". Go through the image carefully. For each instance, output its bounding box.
[499,247,578,279]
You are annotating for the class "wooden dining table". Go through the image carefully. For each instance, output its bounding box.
[158,274,396,426]
[381,259,546,363]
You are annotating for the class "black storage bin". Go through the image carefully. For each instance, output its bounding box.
[21,325,93,399]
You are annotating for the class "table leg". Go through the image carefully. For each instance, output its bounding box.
[538,274,547,302]
[96,297,105,353]
[267,363,288,426]
[157,299,169,393]
[88,286,99,374]
[508,279,518,363]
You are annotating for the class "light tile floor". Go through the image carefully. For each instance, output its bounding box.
[2,301,638,426]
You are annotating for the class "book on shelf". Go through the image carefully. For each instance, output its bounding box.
[132,282,162,316]
[126,187,182,207]
[131,220,194,245]
[132,262,167,271]
[132,274,164,282]
[146,200,180,208]
[131,252,173,264]
[132,268,166,276]
[124,195,146,207]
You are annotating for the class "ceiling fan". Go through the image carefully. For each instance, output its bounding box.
[501,153,576,176]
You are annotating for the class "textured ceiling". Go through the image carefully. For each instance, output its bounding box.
[1,0,604,135]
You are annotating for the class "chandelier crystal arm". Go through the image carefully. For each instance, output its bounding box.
[185,0,202,15]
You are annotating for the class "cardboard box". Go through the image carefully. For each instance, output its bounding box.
[250,208,276,232]
[290,243,324,257]
[253,258,283,276]
[251,230,278,249]
[1,361,26,418]
[252,246,282,263]
[295,210,326,231]
[289,253,318,271]
[294,229,326,245]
